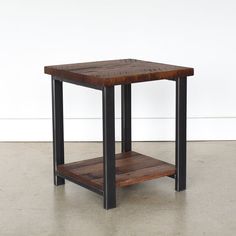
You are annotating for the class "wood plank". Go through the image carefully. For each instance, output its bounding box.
[98,165,176,187]
[57,151,176,191]
[45,59,194,87]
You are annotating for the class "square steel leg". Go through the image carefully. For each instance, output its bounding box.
[102,86,116,209]
[51,77,65,186]
[175,77,187,191]
[121,84,132,152]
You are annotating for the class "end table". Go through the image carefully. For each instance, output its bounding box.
[44,59,194,209]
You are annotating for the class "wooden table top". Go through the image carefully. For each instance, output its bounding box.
[44,59,194,87]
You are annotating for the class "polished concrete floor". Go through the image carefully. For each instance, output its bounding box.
[0,141,236,236]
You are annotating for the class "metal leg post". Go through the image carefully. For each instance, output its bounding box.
[121,84,132,152]
[52,77,65,186]
[103,86,116,209]
[175,77,187,191]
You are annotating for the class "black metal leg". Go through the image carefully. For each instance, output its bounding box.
[121,84,132,152]
[102,86,116,209]
[52,77,65,186]
[175,77,187,191]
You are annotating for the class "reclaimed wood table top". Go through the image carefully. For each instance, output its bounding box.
[44,59,194,87]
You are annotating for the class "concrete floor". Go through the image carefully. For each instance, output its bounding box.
[0,141,236,236]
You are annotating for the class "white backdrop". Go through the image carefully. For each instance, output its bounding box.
[0,0,236,141]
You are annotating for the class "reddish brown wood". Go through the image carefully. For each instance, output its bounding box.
[45,59,194,87]
[57,151,176,191]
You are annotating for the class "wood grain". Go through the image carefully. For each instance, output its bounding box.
[45,59,194,87]
[57,151,176,191]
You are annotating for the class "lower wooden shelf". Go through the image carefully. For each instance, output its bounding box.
[57,151,176,194]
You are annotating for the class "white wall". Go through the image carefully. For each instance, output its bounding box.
[0,0,236,141]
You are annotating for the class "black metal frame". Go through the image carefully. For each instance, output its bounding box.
[51,75,188,209]
[56,171,103,195]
